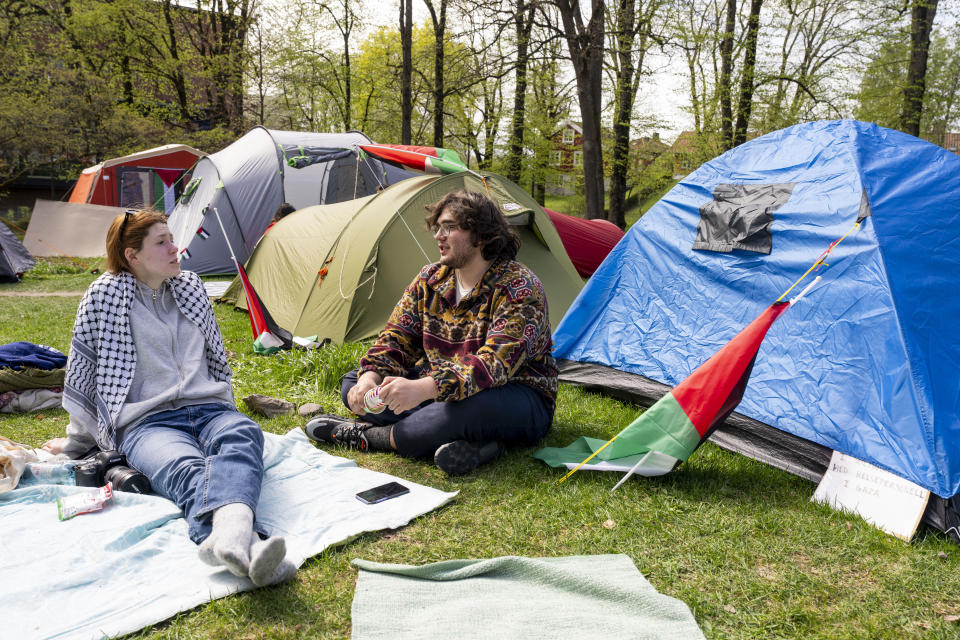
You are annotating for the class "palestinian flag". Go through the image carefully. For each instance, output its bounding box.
[237,262,293,354]
[360,144,467,175]
[534,301,790,475]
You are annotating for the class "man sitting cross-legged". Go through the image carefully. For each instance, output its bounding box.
[305,189,556,475]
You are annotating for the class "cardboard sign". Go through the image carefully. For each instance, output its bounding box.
[812,450,930,541]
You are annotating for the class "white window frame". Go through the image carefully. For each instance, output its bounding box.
[573,150,583,167]
[562,128,575,145]
[550,150,562,165]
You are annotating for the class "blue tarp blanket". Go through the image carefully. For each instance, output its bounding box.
[0,429,457,640]
[0,342,67,370]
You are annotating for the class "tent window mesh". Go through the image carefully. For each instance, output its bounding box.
[692,183,794,255]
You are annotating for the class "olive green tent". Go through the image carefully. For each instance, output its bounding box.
[222,172,584,344]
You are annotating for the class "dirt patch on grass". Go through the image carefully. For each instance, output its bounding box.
[0,291,85,297]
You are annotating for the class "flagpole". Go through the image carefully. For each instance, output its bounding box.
[610,452,653,492]
[789,276,821,305]
[211,206,264,339]
[211,207,240,270]
[556,438,620,484]
[776,221,859,302]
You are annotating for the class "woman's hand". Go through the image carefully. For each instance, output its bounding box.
[347,370,383,415]
[41,437,68,455]
[377,376,438,414]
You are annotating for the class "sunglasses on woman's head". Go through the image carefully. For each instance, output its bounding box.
[120,209,135,237]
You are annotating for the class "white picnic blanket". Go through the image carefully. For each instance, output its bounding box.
[0,429,456,640]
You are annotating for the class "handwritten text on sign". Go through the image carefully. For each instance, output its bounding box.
[812,451,929,541]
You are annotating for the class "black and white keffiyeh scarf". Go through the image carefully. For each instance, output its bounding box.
[62,270,231,450]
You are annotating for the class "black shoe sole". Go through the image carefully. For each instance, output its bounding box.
[434,440,503,476]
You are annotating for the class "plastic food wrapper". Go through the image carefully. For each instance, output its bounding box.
[57,482,114,521]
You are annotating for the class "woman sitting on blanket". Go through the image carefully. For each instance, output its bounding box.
[42,209,295,587]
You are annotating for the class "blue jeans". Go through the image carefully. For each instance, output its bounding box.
[340,370,553,459]
[119,403,266,544]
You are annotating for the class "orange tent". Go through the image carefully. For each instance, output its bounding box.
[69,144,203,213]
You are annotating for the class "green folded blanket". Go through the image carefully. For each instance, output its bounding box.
[351,554,704,639]
[0,367,66,392]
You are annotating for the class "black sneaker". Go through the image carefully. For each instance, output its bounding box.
[304,415,372,452]
[433,440,504,476]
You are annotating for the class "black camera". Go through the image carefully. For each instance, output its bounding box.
[75,450,152,494]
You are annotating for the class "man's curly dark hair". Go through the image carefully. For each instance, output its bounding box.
[425,190,520,261]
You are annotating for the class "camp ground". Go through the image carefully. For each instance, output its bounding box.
[2,121,960,640]
[547,120,960,536]
[168,127,416,275]
[68,144,203,214]
[221,171,585,343]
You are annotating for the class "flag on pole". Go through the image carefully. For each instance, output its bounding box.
[359,144,467,175]
[209,207,292,354]
[534,301,791,477]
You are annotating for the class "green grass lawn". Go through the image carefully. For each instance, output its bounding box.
[1,263,959,639]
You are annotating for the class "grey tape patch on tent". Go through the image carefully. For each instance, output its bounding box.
[692,182,795,254]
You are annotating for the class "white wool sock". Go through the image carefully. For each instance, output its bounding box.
[253,558,298,587]
[248,534,289,586]
[197,503,255,577]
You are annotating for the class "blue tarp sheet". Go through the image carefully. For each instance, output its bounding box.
[554,120,960,497]
[1,429,456,640]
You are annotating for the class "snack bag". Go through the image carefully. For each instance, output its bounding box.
[57,482,114,521]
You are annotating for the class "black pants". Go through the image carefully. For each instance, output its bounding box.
[340,370,553,458]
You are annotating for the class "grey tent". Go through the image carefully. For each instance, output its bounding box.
[0,221,35,282]
[168,127,414,274]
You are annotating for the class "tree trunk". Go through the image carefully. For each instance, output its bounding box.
[162,0,190,122]
[732,0,762,146]
[340,2,353,131]
[718,0,737,150]
[900,0,939,137]
[608,0,636,229]
[555,0,606,220]
[505,3,535,183]
[424,0,448,147]
[400,0,413,144]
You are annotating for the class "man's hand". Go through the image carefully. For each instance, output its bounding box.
[347,370,383,415]
[378,376,438,414]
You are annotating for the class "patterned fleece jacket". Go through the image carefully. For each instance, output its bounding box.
[360,257,558,408]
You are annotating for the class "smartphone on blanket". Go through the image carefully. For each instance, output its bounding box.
[356,481,410,504]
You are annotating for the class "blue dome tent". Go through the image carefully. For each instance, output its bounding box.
[554,121,960,525]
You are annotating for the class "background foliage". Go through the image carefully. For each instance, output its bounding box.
[4,1,959,223]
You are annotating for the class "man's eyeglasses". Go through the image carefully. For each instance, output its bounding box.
[431,222,462,236]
